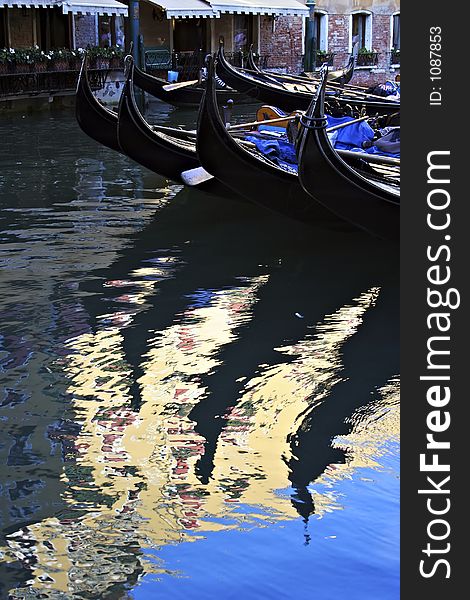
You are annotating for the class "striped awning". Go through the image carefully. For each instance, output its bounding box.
[143,0,216,19]
[210,0,309,16]
[2,1,56,6]
[60,0,128,15]
[3,0,307,15]
[2,0,128,13]
[143,0,308,18]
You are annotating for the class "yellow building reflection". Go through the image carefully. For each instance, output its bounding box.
[2,276,399,598]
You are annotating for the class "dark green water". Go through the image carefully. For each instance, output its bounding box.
[0,103,399,599]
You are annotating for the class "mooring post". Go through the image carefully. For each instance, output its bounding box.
[128,1,145,112]
[304,0,317,73]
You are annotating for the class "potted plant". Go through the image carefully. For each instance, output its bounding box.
[0,48,15,74]
[314,49,334,66]
[88,46,111,70]
[391,47,400,65]
[49,48,71,71]
[356,47,379,67]
[108,46,124,69]
[68,48,84,71]
[30,46,48,72]
[13,48,35,73]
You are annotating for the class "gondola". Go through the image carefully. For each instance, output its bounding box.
[132,61,253,107]
[305,54,356,86]
[217,42,399,116]
[76,55,205,151]
[196,56,340,225]
[247,45,355,87]
[76,55,121,153]
[117,58,239,198]
[296,68,400,239]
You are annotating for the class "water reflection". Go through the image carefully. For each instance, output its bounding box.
[1,109,399,599]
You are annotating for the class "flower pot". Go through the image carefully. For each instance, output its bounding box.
[110,57,121,69]
[96,59,110,70]
[0,63,9,74]
[52,60,69,71]
[357,53,378,67]
[34,62,47,73]
[69,58,81,71]
[15,63,33,74]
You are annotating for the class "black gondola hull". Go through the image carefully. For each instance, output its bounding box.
[217,45,399,116]
[297,71,400,239]
[133,64,253,107]
[75,57,121,153]
[117,61,240,198]
[196,57,340,225]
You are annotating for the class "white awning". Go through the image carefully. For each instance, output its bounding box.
[2,0,128,12]
[2,1,56,6]
[143,0,217,19]
[210,0,309,16]
[61,0,128,15]
[3,0,307,15]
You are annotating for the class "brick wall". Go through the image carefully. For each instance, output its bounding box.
[74,15,97,49]
[328,14,349,67]
[259,16,304,73]
[323,8,400,86]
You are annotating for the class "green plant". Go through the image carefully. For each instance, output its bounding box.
[48,48,72,62]
[358,47,376,55]
[0,48,15,64]
[30,46,47,63]
[12,47,36,64]
[87,45,123,59]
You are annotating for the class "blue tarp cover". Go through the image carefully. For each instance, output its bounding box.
[245,116,399,172]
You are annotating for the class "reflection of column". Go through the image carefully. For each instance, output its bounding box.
[74,158,106,206]
[206,288,380,521]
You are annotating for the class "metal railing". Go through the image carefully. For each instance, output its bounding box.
[144,48,172,71]
[143,48,304,79]
[356,52,379,67]
[313,51,335,67]
[0,68,109,100]
[390,50,400,66]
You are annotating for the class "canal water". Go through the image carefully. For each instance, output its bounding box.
[0,101,399,599]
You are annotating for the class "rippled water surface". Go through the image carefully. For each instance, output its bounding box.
[0,102,399,599]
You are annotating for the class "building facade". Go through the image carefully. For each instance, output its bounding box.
[0,1,127,50]
[1,1,400,85]
[311,0,400,84]
[133,0,399,84]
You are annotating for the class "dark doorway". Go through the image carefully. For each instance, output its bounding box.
[0,8,7,48]
[37,7,70,51]
[173,18,207,52]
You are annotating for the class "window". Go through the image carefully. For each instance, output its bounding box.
[392,13,400,50]
[115,15,125,48]
[98,16,116,48]
[234,15,253,54]
[313,11,328,51]
[351,12,372,51]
